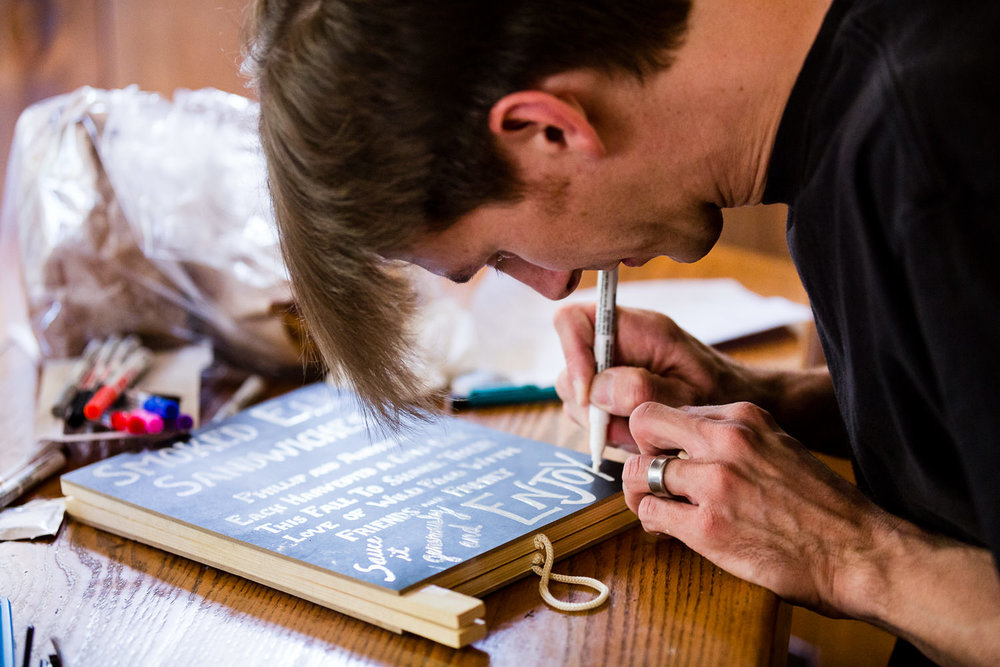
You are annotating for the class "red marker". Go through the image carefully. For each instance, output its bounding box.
[83,347,153,421]
[110,410,131,432]
[97,410,132,433]
[78,335,122,390]
[102,335,141,382]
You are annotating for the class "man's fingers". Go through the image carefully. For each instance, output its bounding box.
[623,455,653,513]
[623,453,698,510]
[553,303,597,406]
[557,369,638,448]
[635,493,699,537]
[554,369,584,420]
[629,401,709,458]
[606,418,637,448]
[591,365,714,416]
[681,401,782,432]
[623,453,700,535]
[590,366,657,415]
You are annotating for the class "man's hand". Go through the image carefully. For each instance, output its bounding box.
[620,400,1000,665]
[620,400,888,615]
[553,303,849,455]
[554,304,757,448]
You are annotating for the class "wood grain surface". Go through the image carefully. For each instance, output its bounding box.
[1,246,805,666]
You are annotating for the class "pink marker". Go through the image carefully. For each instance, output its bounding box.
[127,408,164,435]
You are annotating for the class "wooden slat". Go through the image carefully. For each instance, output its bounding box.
[62,490,486,643]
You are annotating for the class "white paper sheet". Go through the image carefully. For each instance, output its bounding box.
[418,272,812,389]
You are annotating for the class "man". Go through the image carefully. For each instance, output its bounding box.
[246,0,1000,663]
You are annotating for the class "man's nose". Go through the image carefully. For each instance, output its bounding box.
[499,257,581,300]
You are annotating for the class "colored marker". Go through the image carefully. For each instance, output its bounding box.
[165,413,194,431]
[65,335,123,425]
[21,625,33,667]
[450,384,559,409]
[49,636,64,667]
[67,336,144,427]
[50,339,102,418]
[210,374,265,422]
[97,410,132,433]
[120,389,180,420]
[126,408,164,435]
[104,335,141,379]
[1,598,14,667]
[589,268,618,472]
[83,347,153,421]
[65,389,96,429]
[0,445,67,510]
[79,335,122,390]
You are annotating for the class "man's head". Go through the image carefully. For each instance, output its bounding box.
[245,0,691,424]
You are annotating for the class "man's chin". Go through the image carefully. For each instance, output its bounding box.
[669,245,714,264]
[670,210,724,263]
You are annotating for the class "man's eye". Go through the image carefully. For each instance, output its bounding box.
[491,252,513,273]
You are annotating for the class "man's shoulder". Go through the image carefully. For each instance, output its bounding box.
[837,0,1000,199]
[836,0,998,73]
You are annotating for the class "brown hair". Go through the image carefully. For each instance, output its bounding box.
[244,0,690,427]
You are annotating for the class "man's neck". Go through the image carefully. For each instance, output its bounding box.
[641,0,835,208]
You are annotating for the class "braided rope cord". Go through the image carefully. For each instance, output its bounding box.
[529,533,609,612]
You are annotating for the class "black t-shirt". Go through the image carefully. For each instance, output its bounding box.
[764,0,1000,566]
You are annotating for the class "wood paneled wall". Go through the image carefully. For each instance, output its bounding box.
[0,0,249,199]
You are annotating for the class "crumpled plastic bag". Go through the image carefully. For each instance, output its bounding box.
[2,85,302,373]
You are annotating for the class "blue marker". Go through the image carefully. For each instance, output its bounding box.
[120,389,180,420]
[450,384,559,409]
[1,598,15,667]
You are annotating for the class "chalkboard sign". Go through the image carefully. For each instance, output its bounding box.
[62,383,625,595]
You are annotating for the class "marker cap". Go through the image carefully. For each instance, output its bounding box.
[127,409,164,435]
[172,413,194,430]
[84,386,118,421]
[66,389,95,429]
[109,411,131,432]
[142,395,180,420]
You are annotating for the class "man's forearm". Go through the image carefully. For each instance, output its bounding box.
[745,365,1000,664]
[839,516,1000,666]
[737,364,850,456]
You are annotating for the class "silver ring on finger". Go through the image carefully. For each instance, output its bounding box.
[647,454,679,499]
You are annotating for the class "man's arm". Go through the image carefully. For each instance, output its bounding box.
[620,401,1000,667]
[846,517,1000,667]
[745,363,849,457]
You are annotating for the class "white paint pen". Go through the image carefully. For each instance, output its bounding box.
[210,374,266,423]
[589,267,618,472]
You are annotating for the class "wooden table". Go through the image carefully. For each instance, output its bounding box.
[0,245,808,666]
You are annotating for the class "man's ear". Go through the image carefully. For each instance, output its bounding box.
[488,91,605,161]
